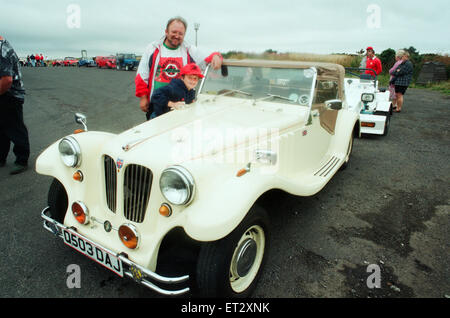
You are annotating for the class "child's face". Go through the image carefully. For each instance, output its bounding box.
[182,75,200,90]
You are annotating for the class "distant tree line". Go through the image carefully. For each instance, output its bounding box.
[222,47,449,84]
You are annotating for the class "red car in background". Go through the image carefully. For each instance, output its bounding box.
[96,56,116,69]
[52,59,64,66]
[63,57,79,66]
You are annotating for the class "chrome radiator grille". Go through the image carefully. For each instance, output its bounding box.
[104,155,117,213]
[123,164,153,223]
[104,156,153,223]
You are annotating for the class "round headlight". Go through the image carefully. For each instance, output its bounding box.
[59,136,81,167]
[159,166,195,205]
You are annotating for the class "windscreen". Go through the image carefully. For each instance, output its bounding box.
[201,65,316,107]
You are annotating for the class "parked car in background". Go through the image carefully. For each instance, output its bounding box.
[78,58,96,67]
[344,67,392,136]
[63,57,79,67]
[36,59,359,297]
[52,59,64,67]
[78,50,96,67]
[116,53,138,71]
[96,55,116,69]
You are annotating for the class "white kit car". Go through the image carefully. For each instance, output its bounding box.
[344,68,393,136]
[36,59,359,297]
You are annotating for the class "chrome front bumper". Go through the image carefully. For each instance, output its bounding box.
[41,207,190,296]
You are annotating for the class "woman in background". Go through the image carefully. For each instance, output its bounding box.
[389,50,405,111]
[390,51,414,113]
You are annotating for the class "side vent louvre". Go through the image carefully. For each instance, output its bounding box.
[314,156,340,177]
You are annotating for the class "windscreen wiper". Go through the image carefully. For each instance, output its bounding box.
[213,89,252,101]
[253,93,293,105]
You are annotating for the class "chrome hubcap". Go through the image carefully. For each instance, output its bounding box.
[229,225,265,293]
[234,238,257,277]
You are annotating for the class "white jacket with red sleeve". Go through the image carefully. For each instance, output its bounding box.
[135,38,222,99]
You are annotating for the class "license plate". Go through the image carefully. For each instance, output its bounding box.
[62,228,124,277]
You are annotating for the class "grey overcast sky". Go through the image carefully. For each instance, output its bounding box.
[1,0,449,58]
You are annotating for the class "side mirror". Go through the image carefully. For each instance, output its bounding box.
[75,113,88,131]
[325,99,342,110]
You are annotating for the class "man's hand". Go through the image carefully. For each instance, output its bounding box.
[139,96,149,112]
[0,76,13,95]
[210,54,222,70]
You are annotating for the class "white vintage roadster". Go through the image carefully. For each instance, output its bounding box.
[37,59,359,297]
[344,68,392,136]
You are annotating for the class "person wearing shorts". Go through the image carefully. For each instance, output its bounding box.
[390,51,414,112]
[389,51,404,109]
[395,85,408,95]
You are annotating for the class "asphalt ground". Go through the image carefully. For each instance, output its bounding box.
[0,66,448,300]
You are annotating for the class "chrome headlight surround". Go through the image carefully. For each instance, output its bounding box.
[159,166,195,206]
[118,223,140,250]
[58,136,81,167]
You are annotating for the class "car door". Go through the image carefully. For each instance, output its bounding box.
[302,78,341,167]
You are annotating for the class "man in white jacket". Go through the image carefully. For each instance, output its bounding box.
[135,16,222,119]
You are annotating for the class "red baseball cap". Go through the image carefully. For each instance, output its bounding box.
[366,46,374,51]
[180,63,204,78]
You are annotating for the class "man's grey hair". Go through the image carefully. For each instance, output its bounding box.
[166,16,188,31]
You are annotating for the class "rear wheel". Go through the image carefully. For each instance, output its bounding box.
[47,178,68,223]
[195,205,269,297]
[382,115,390,136]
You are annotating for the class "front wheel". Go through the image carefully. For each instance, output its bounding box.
[195,205,269,297]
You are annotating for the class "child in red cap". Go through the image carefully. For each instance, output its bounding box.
[147,63,204,120]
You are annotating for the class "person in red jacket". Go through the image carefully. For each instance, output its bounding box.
[364,46,382,77]
[135,16,222,118]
